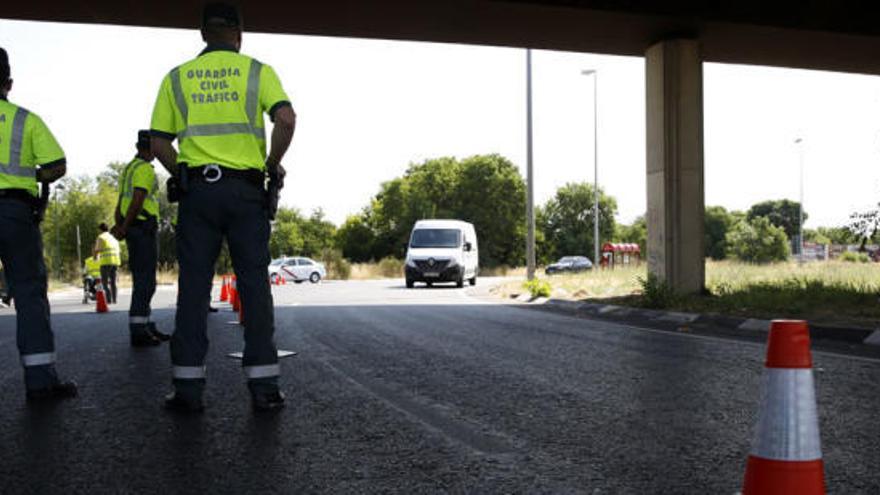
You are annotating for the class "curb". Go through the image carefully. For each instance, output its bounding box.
[526,298,880,347]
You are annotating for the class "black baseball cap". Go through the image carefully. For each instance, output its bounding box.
[202,2,241,28]
[137,130,151,149]
[0,47,10,84]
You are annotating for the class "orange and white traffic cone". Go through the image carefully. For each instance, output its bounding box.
[231,280,241,313]
[95,281,109,313]
[220,276,229,302]
[742,320,824,495]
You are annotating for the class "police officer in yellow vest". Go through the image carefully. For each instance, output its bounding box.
[0,47,77,402]
[94,223,121,304]
[150,3,295,412]
[111,130,169,346]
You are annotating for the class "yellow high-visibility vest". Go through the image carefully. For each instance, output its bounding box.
[84,256,102,278]
[150,46,290,171]
[119,157,159,220]
[97,232,121,266]
[0,99,65,196]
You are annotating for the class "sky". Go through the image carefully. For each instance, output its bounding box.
[2,18,879,228]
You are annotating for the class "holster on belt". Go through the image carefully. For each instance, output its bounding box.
[266,167,283,221]
[34,182,50,224]
[167,162,189,203]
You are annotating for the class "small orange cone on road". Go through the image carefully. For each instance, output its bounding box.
[742,320,825,495]
[220,276,229,302]
[231,280,241,313]
[95,281,108,313]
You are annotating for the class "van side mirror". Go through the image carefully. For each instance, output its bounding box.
[464,242,472,252]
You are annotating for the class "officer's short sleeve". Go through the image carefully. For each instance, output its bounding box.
[150,73,182,139]
[131,164,156,193]
[259,64,291,121]
[26,113,65,167]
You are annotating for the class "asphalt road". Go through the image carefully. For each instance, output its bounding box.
[0,278,878,494]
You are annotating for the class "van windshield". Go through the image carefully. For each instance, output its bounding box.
[410,229,461,249]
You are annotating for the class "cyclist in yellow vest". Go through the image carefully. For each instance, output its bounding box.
[0,47,77,402]
[150,3,295,412]
[93,223,121,304]
[83,255,102,301]
[111,130,169,347]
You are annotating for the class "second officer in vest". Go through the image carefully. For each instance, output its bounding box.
[150,3,296,412]
[112,130,169,347]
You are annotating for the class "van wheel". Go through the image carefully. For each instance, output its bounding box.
[406,278,414,289]
[456,277,464,288]
[309,272,321,284]
[469,277,476,286]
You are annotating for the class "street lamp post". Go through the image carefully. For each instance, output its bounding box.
[581,69,599,266]
[795,137,804,263]
[526,49,536,281]
[53,184,65,277]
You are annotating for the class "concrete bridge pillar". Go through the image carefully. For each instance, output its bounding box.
[645,39,705,294]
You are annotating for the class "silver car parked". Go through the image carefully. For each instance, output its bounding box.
[268,256,327,284]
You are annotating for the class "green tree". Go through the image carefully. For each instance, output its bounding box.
[747,199,806,240]
[42,175,119,280]
[335,213,376,262]
[803,228,831,245]
[816,226,858,245]
[726,216,790,263]
[269,207,304,258]
[299,209,337,258]
[705,206,736,260]
[360,154,526,267]
[453,154,526,267]
[539,182,617,264]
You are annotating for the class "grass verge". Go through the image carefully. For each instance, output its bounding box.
[492,261,880,328]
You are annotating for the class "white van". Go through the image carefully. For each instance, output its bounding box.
[405,219,478,288]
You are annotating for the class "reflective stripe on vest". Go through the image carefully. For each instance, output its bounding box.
[21,352,56,367]
[172,58,265,140]
[0,108,36,178]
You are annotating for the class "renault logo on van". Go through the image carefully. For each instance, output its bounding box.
[428,258,436,267]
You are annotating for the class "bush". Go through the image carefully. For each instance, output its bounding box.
[377,257,404,278]
[320,248,352,280]
[839,251,871,263]
[725,216,790,263]
[523,279,552,298]
[637,273,679,309]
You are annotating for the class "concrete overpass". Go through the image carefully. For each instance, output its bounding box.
[7,1,880,292]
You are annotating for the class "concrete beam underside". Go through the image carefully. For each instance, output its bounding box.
[646,39,705,294]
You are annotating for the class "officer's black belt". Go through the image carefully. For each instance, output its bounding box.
[0,188,39,207]
[130,215,158,228]
[187,165,265,187]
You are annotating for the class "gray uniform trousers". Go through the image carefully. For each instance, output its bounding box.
[0,198,60,389]
[126,219,157,336]
[172,177,278,398]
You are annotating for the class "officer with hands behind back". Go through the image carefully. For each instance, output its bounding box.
[0,47,77,402]
[150,3,296,412]
[112,130,169,347]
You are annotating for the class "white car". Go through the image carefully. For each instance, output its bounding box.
[268,257,326,284]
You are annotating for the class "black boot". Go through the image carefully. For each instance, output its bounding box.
[164,391,205,413]
[147,322,170,342]
[130,323,160,347]
[26,381,78,403]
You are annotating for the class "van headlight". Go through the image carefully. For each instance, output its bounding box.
[406,258,417,268]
